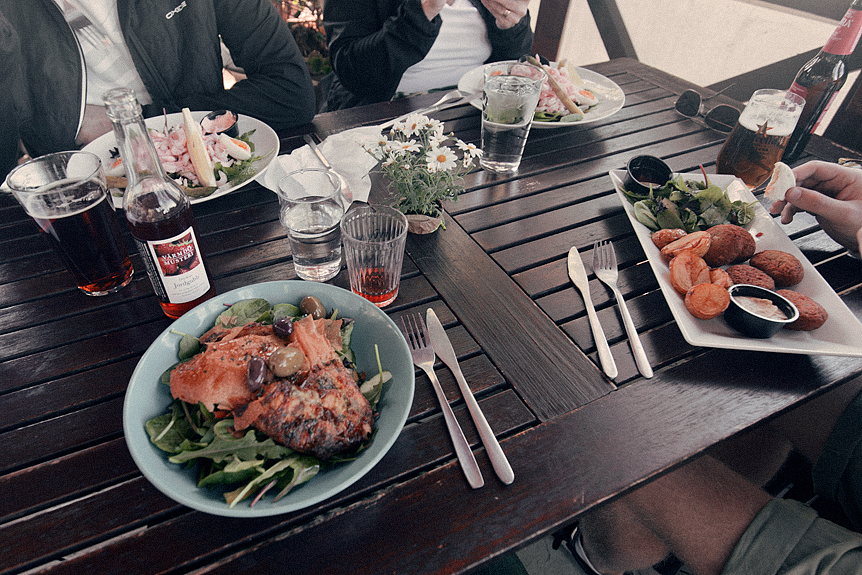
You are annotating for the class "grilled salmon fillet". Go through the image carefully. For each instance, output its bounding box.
[234,316,373,460]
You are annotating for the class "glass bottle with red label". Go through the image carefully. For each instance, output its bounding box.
[783,0,862,162]
[103,88,216,319]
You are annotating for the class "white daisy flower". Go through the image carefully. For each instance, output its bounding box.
[422,117,444,134]
[394,140,421,154]
[456,140,482,158]
[426,147,458,172]
[398,114,426,137]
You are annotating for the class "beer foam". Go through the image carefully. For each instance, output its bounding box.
[738,113,796,137]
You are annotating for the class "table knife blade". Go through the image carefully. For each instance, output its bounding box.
[567,247,618,380]
[426,308,515,484]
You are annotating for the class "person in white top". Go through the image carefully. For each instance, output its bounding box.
[321,0,533,111]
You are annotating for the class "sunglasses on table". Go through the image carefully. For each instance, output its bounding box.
[675,88,741,133]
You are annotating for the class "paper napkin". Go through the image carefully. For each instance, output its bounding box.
[262,126,381,203]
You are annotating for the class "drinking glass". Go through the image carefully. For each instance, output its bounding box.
[6,151,134,295]
[480,61,546,174]
[277,168,344,282]
[716,89,805,188]
[340,205,408,308]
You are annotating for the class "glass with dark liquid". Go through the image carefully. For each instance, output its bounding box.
[340,205,408,308]
[7,151,134,296]
[716,89,805,188]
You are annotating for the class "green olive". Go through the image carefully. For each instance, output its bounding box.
[268,346,304,378]
[300,295,326,319]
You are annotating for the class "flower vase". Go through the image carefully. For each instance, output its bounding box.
[405,213,443,234]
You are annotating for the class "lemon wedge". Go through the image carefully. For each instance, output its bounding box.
[182,108,217,187]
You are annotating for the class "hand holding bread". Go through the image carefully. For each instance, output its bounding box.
[770,160,862,255]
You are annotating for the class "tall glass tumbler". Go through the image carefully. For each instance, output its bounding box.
[716,89,805,188]
[6,151,134,295]
[480,60,546,174]
[341,205,408,308]
[277,168,344,282]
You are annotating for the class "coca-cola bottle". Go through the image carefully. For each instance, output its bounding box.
[103,88,216,319]
[783,0,862,162]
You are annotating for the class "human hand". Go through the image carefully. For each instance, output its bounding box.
[480,0,529,29]
[770,160,862,254]
[422,0,456,21]
[75,104,114,148]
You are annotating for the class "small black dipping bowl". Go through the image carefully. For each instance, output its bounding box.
[624,155,673,195]
[201,110,239,138]
[725,284,800,338]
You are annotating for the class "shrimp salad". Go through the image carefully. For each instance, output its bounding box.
[516,60,601,123]
[108,120,262,198]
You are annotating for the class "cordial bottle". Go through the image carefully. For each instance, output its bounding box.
[103,88,216,318]
[783,0,862,162]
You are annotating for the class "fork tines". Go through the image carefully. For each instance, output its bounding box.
[400,314,426,347]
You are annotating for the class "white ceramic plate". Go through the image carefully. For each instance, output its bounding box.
[611,170,862,356]
[458,62,625,128]
[83,111,279,208]
[122,281,415,517]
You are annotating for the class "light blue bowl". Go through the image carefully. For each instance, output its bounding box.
[122,281,415,517]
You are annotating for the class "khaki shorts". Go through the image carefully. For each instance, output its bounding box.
[722,390,862,575]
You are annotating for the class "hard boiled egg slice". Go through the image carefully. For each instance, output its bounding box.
[218,133,252,161]
[764,161,795,202]
[105,156,125,177]
[572,88,599,108]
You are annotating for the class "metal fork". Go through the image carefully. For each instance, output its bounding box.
[592,241,654,379]
[401,314,484,488]
[64,5,111,50]
[379,90,479,130]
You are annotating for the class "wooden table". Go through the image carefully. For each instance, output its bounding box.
[3,58,862,575]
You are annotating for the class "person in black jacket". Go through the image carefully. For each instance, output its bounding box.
[1,0,316,180]
[321,0,533,111]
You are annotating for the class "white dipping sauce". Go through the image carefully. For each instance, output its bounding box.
[736,296,787,320]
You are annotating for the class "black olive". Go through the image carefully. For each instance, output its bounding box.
[273,317,294,338]
[300,295,326,319]
[246,356,266,392]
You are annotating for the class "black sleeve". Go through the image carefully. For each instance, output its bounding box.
[324,0,441,103]
[0,11,28,180]
[193,0,317,130]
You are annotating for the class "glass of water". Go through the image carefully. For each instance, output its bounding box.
[480,60,546,174]
[277,168,344,282]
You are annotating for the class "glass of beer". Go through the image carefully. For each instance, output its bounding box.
[7,151,134,295]
[716,89,805,188]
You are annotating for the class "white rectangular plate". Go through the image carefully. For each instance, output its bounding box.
[611,169,862,356]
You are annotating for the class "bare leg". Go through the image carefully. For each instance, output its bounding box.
[580,456,770,575]
[579,498,670,575]
[708,424,793,487]
[769,377,862,465]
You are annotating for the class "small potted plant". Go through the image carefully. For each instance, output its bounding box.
[364,114,481,233]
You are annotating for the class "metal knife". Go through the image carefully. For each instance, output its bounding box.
[567,247,618,380]
[425,308,515,485]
